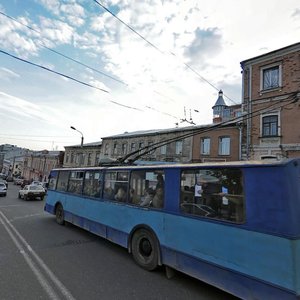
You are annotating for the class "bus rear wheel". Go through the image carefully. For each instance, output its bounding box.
[131,229,159,271]
[55,204,65,225]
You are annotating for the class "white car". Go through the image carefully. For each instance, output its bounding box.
[0,182,7,197]
[18,185,46,201]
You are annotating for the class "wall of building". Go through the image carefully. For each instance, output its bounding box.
[101,127,195,164]
[63,143,101,167]
[241,43,300,160]
[192,125,240,162]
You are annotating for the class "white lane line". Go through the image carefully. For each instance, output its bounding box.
[0,212,59,300]
[0,211,76,300]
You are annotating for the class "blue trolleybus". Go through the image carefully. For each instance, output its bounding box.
[44,158,300,299]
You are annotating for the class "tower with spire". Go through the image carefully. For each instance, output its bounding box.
[212,90,228,123]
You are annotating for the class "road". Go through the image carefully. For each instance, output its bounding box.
[0,183,238,300]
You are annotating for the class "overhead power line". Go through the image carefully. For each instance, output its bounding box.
[118,91,299,163]
[0,11,127,86]
[92,0,238,105]
[0,10,180,119]
[0,50,109,93]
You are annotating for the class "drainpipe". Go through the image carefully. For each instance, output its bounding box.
[246,65,252,160]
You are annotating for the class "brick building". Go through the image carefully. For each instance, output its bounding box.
[23,150,64,182]
[240,42,300,160]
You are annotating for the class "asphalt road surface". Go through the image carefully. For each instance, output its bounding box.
[0,183,239,300]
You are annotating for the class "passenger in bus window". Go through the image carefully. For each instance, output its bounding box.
[114,187,127,202]
[152,187,164,208]
[156,174,164,190]
[140,188,154,206]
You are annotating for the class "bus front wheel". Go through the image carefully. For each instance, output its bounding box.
[55,204,65,225]
[131,229,159,271]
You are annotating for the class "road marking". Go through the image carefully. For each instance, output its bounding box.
[0,210,76,300]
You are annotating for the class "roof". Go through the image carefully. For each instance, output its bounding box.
[102,124,212,139]
[212,90,227,108]
[240,42,300,67]
[64,141,102,149]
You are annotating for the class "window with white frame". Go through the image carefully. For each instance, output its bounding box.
[261,64,281,91]
[219,137,230,155]
[201,137,210,155]
[262,115,278,137]
[130,142,136,152]
[175,140,183,155]
[160,144,167,155]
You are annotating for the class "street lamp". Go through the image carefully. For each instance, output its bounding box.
[70,126,84,147]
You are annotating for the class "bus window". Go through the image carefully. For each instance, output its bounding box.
[67,171,84,194]
[56,171,69,192]
[83,171,102,198]
[180,168,245,223]
[48,171,58,190]
[104,171,129,202]
[129,170,165,208]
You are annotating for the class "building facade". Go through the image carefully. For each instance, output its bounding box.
[23,150,64,182]
[192,123,241,162]
[63,142,102,167]
[101,127,196,164]
[240,42,300,160]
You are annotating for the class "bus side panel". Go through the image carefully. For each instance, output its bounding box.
[161,245,298,300]
[163,214,295,295]
[293,240,300,295]
[245,163,300,237]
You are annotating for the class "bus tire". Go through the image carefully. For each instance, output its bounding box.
[131,229,159,271]
[55,204,65,225]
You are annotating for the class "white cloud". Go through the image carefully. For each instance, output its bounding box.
[1,0,300,151]
[0,67,20,79]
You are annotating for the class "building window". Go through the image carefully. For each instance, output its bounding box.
[262,115,278,137]
[219,137,230,155]
[87,153,92,166]
[104,144,109,155]
[113,143,118,155]
[201,138,210,155]
[261,65,281,91]
[160,144,167,155]
[95,152,100,165]
[130,143,136,152]
[175,141,183,155]
[138,142,144,155]
[121,143,127,155]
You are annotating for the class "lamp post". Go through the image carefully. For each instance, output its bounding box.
[70,126,84,147]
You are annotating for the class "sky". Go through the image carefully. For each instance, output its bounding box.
[0,0,299,151]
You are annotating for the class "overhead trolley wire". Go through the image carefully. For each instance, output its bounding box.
[0,49,145,111]
[118,91,300,163]
[0,10,179,119]
[0,11,127,87]
[92,0,238,105]
[0,50,109,94]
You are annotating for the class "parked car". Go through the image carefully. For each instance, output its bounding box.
[31,181,43,186]
[0,179,8,188]
[0,182,7,197]
[14,177,24,185]
[20,179,31,188]
[18,185,46,201]
[6,176,13,182]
